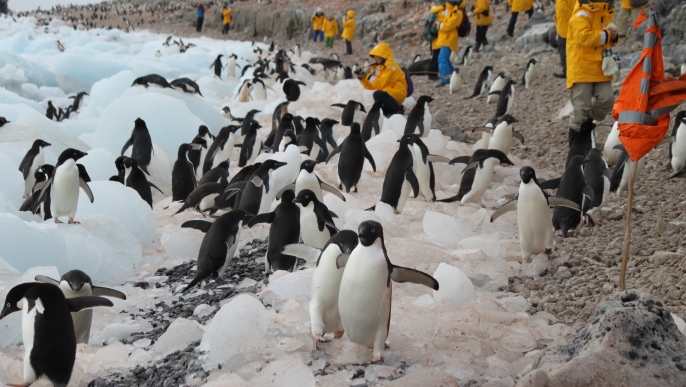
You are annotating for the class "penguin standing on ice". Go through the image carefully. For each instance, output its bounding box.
[46,101,58,120]
[361,103,383,142]
[490,166,580,261]
[35,270,126,344]
[210,54,224,78]
[337,221,439,363]
[189,125,214,179]
[410,135,450,201]
[378,134,420,214]
[299,117,328,160]
[172,143,200,202]
[122,156,159,207]
[239,120,264,167]
[278,160,345,202]
[237,159,288,216]
[19,139,51,198]
[21,164,54,220]
[521,58,538,89]
[439,149,514,204]
[174,182,226,215]
[199,161,230,186]
[170,78,203,96]
[466,66,493,99]
[282,79,307,102]
[319,118,339,150]
[326,123,376,193]
[202,125,238,175]
[294,189,338,249]
[404,95,433,138]
[0,282,113,387]
[332,100,366,126]
[226,54,239,78]
[484,114,524,156]
[121,118,154,174]
[239,109,261,137]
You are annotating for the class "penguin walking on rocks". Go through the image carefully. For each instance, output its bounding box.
[552,155,594,237]
[487,73,507,104]
[294,189,338,249]
[280,230,359,342]
[19,139,51,199]
[490,166,581,261]
[33,149,93,224]
[610,144,646,195]
[669,111,686,177]
[35,270,125,344]
[460,46,473,66]
[449,68,461,95]
[521,59,538,89]
[439,149,514,204]
[477,114,523,156]
[248,189,301,273]
[378,134,420,213]
[337,221,439,363]
[466,66,493,99]
[181,209,254,292]
[603,121,621,166]
[0,283,113,387]
[404,95,433,138]
[494,80,516,118]
[172,143,200,202]
[326,123,376,193]
[121,118,154,175]
[210,54,224,78]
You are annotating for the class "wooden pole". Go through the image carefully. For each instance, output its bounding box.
[619,159,640,291]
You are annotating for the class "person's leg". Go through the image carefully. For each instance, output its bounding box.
[345,39,352,54]
[526,6,534,18]
[555,35,567,78]
[373,91,402,116]
[569,82,593,144]
[590,81,615,122]
[429,48,440,80]
[318,30,325,42]
[312,29,317,42]
[438,46,453,84]
[198,17,204,32]
[474,26,484,52]
[222,23,229,34]
[507,12,518,37]
[617,7,630,38]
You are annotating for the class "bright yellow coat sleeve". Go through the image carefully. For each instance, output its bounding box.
[566,3,617,88]
[435,4,463,52]
[555,0,574,38]
[474,0,492,26]
[341,11,356,41]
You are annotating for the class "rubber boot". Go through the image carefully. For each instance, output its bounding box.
[568,128,577,147]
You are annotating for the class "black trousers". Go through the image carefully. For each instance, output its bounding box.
[222,23,230,34]
[373,91,403,116]
[345,39,352,55]
[474,25,489,51]
[557,34,567,75]
[429,48,440,80]
[507,7,533,36]
[196,17,204,32]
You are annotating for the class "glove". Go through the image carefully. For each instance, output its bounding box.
[602,50,619,78]
[355,70,367,80]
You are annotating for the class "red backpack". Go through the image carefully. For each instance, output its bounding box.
[457,11,471,37]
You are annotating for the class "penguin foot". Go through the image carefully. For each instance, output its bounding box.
[372,355,383,363]
[54,218,64,224]
[313,333,331,342]
[544,248,553,255]
[334,330,344,339]
[22,194,28,199]
[8,383,33,387]
[68,219,81,224]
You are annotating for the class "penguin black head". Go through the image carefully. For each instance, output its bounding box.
[300,159,318,173]
[122,156,138,169]
[527,58,538,67]
[198,125,212,137]
[568,154,586,169]
[222,106,231,114]
[33,139,52,149]
[0,116,9,127]
[262,159,287,171]
[134,117,147,128]
[114,155,126,171]
[61,269,92,292]
[358,220,383,247]
[282,129,297,147]
[499,114,518,125]
[280,189,295,203]
[399,133,416,145]
[418,95,434,104]
[281,113,294,123]
[58,148,88,164]
[249,121,262,131]
[35,164,55,181]
[520,166,537,184]
[293,189,318,207]
[350,122,361,134]
[676,110,686,124]
[330,229,359,254]
[0,282,36,319]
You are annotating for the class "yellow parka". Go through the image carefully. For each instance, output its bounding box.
[620,0,643,9]
[360,43,408,105]
[508,0,534,13]
[474,0,492,26]
[566,1,618,88]
[341,10,356,41]
[324,18,339,38]
[222,8,232,24]
[555,0,575,38]
[430,5,445,50]
[435,2,464,52]
[312,13,326,30]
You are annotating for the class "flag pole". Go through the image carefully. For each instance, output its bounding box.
[619,159,639,291]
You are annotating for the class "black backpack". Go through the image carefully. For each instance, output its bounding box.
[457,11,471,37]
[401,67,414,97]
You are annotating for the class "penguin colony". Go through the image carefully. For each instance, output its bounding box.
[3,5,686,385]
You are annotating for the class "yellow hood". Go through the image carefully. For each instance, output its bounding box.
[369,43,394,62]
[347,10,355,18]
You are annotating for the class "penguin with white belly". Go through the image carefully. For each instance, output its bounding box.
[583,148,611,224]
[669,111,686,177]
[293,189,338,249]
[338,221,439,363]
[280,230,359,342]
[439,149,513,204]
[410,135,450,201]
[490,166,580,261]
[202,125,236,176]
[237,159,288,216]
[19,139,51,198]
[35,270,126,344]
[378,134,420,214]
[404,95,433,138]
[278,160,345,202]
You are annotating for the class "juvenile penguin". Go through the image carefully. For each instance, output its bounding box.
[19,139,51,198]
[466,66,493,99]
[131,74,171,88]
[0,283,113,387]
[338,221,439,362]
[449,68,461,95]
[182,209,254,292]
[494,79,516,118]
[552,155,592,237]
[283,79,307,102]
[281,230,359,342]
[294,189,338,249]
[439,149,514,204]
[326,123,376,193]
[210,54,224,78]
[583,148,611,223]
[238,120,264,167]
[669,111,686,176]
[487,72,507,104]
[247,189,301,273]
[35,270,126,344]
[121,118,153,174]
[379,134,420,213]
[238,159,288,215]
[172,143,199,202]
[361,102,383,142]
[490,166,580,261]
[332,100,366,126]
[33,148,93,224]
[404,95,433,138]
[278,160,345,202]
[522,58,538,89]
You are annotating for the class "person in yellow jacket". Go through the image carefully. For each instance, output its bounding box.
[566,0,618,145]
[221,4,232,35]
[473,0,492,52]
[341,10,356,55]
[311,8,326,43]
[435,0,464,86]
[554,0,576,78]
[356,43,408,117]
[616,0,643,39]
[506,0,534,37]
[324,16,339,48]
[427,1,445,81]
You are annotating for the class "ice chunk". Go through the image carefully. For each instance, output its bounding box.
[154,318,204,355]
[161,226,202,259]
[267,269,313,300]
[432,263,476,306]
[250,354,315,386]
[203,373,250,387]
[423,211,472,247]
[343,209,381,232]
[78,147,118,181]
[193,304,215,318]
[102,322,147,342]
[132,338,151,348]
[200,294,269,365]
[457,234,502,258]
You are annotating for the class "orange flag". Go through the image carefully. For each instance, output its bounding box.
[632,9,647,28]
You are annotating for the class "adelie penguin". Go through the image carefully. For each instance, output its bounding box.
[337,221,439,363]
[449,68,461,95]
[46,100,58,120]
[281,230,359,342]
[180,209,254,292]
[326,123,376,193]
[494,79,516,118]
[471,114,523,156]
[332,100,366,126]
[238,120,265,167]
[669,111,686,177]
[271,112,295,153]
[282,79,307,102]
[237,159,288,216]
[21,164,54,220]
[583,148,611,224]
[490,166,581,261]
[567,120,596,167]
[377,134,420,214]
[121,117,154,175]
[299,117,329,160]
[248,189,301,273]
[319,118,339,150]
[199,160,230,186]
[188,125,214,179]
[404,95,433,138]
[251,77,267,100]
[173,182,225,215]
[603,121,621,166]
[610,144,646,196]
[439,149,514,205]
[487,72,507,104]
[170,77,203,96]
[35,269,126,344]
[202,125,238,176]
[361,103,383,142]
[410,135,450,201]
[0,282,113,387]
[521,58,538,89]
[552,155,595,237]
[172,143,201,202]
[239,109,261,136]
[466,66,493,99]
[277,159,345,202]
[294,189,338,249]
[210,54,224,79]
[33,148,94,224]
[131,74,172,88]
[122,156,162,208]
[19,139,51,199]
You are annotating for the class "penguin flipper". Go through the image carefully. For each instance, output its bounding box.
[427,155,450,163]
[181,219,214,233]
[319,180,345,201]
[80,179,95,203]
[462,161,480,174]
[247,212,275,227]
[406,169,420,198]
[325,143,344,163]
[538,178,560,191]
[449,156,471,165]
[275,183,295,200]
[490,198,518,222]
[548,196,581,211]
[120,137,133,156]
[313,136,329,159]
[513,131,525,144]
[92,286,127,300]
[363,145,376,172]
[139,165,151,176]
[335,253,350,269]
[582,185,595,204]
[67,296,113,312]
[34,275,59,285]
[280,243,321,264]
[330,103,346,109]
[390,266,439,290]
[148,181,164,194]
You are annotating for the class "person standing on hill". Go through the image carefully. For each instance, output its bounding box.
[311,8,326,43]
[428,1,445,81]
[473,0,492,52]
[506,0,534,37]
[356,43,408,117]
[341,9,356,55]
[616,0,644,40]
[324,16,339,48]
[554,0,575,78]
[221,4,232,35]
[196,2,207,33]
[435,0,464,87]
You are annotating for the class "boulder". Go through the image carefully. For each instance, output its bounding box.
[515,22,555,52]
[518,291,686,387]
